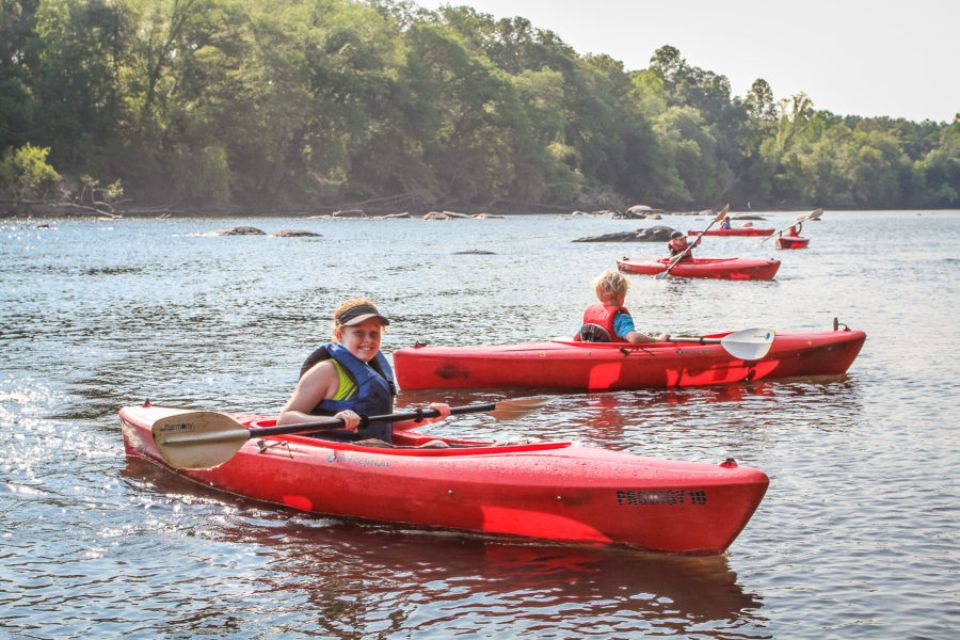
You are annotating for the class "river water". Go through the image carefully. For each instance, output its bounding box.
[1,210,958,639]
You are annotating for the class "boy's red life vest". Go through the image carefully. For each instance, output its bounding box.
[577,303,628,342]
[668,238,693,260]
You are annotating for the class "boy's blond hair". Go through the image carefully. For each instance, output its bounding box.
[593,270,629,302]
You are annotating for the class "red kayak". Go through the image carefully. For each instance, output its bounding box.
[776,235,810,249]
[687,228,774,237]
[618,256,781,280]
[120,403,768,554]
[394,327,866,391]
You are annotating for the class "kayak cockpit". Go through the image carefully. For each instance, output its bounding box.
[243,417,571,456]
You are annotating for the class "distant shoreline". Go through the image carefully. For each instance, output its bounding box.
[0,201,901,220]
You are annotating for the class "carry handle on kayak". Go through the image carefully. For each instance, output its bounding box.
[660,327,776,361]
[657,204,728,279]
[151,397,551,471]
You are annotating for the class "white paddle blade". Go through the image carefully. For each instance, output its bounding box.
[488,397,551,421]
[152,411,249,470]
[721,328,776,361]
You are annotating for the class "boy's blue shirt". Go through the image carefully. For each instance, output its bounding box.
[613,311,636,339]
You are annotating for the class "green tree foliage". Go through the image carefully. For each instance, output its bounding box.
[0,143,61,199]
[920,117,960,206]
[0,0,40,150]
[0,0,957,209]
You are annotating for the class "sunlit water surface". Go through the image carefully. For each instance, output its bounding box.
[1,210,958,638]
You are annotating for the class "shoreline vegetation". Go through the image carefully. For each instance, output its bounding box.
[0,200,947,222]
[2,1,958,216]
[0,199,825,221]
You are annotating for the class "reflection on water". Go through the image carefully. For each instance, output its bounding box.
[123,458,764,638]
[2,212,958,638]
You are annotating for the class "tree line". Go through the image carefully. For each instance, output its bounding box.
[1,0,958,212]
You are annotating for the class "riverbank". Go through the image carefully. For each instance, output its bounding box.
[0,199,804,220]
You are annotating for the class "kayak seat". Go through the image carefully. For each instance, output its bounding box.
[578,323,612,342]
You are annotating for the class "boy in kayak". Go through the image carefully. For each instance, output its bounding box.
[667,231,699,262]
[578,270,665,343]
[277,298,450,443]
[720,215,732,230]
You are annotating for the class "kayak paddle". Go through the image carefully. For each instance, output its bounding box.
[760,208,822,245]
[152,397,551,470]
[661,327,776,361]
[657,204,729,280]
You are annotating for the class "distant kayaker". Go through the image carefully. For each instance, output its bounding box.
[577,270,666,343]
[788,222,803,236]
[720,216,733,230]
[668,231,699,261]
[278,298,450,443]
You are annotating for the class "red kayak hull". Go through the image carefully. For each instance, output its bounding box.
[617,257,781,280]
[776,235,810,249]
[394,328,866,391]
[688,228,775,237]
[120,404,768,554]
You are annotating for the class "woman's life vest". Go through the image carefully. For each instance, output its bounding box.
[577,303,628,342]
[299,342,397,442]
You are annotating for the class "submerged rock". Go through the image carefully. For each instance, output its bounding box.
[272,230,321,237]
[573,225,676,242]
[214,226,266,236]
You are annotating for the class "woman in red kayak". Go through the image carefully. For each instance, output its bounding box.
[788,221,803,236]
[278,298,450,442]
[578,271,666,343]
[668,231,700,261]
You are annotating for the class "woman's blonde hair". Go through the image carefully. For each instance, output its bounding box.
[593,269,629,302]
[331,297,388,340]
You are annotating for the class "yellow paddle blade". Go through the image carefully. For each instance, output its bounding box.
[152,411,249,470]
[488,397,552,421]
[712,203,730,222]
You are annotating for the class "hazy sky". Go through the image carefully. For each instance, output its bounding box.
[416,0,959,123]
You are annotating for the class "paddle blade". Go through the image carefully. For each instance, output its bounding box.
[712,203,730,222]
[487,397,551,421]
[720,328,776,361]
[152,411,250,470]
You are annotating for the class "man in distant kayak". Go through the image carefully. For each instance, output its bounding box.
[667,231,700,261]
[720,215,733,230]
[577,270,666,343]
[277,298,450,443]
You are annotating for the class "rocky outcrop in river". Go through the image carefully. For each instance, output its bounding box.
[572,225,676,242]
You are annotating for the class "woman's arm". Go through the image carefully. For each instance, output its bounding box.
[277,361,345,426]
[393,403,453,431]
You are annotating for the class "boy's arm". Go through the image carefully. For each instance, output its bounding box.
[615,312,660,344]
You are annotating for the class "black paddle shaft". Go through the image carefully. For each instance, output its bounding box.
[245,403,497,438]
